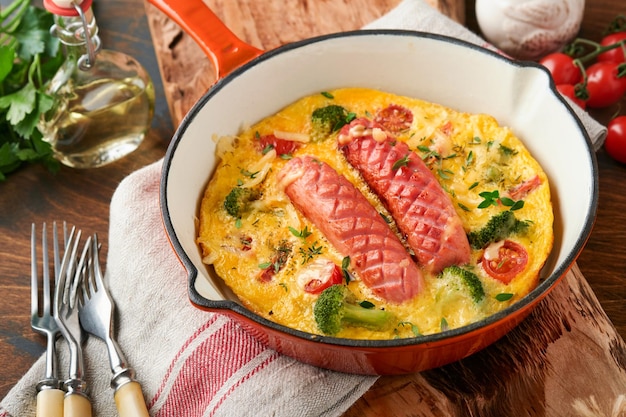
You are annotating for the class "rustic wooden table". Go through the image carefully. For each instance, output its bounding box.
[1,0,626,415]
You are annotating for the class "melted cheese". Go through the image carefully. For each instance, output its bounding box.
[197,88,554,340]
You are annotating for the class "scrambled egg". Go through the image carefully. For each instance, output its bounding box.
[197,88,553,340]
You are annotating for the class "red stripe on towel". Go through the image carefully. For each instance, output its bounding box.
[152,317,278,417]
[149,315,221,408]
[208,350,280,415]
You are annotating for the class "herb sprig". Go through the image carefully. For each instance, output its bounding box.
[477,190,524,211]
[0,0,62,181]
[299,241,323,264]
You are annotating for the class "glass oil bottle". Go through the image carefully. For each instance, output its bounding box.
[40,0,155,168]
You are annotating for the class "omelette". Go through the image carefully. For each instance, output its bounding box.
[197,88,553,340]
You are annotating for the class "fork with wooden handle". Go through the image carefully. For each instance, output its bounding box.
[54,226,92,417]
[31,223,64,417]
[78,233,150,417]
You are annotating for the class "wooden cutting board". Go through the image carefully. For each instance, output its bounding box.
[143,0,464,126]
[142,1,626,415]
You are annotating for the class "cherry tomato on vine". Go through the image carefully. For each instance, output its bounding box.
[585,61,626,108]
[597,32,626,64]
[605,116,626,164]
[539,52,582,85]
[556,84,587,109]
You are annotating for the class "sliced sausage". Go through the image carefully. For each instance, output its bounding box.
[278,155,423,303]
[339,119,471,274]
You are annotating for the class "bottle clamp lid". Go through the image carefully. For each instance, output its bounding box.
[43,0,93,17]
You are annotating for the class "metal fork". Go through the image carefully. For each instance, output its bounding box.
[54,226,92,417]
[31,223,64,417]
[78,233,149,417]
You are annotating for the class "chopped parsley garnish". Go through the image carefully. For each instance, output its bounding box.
[419,147,442,162]
[495,293,514,301]
[437,168,454,180]
[341,256,353,282]
[440,317,449,332]
[499,144,517,156]
[260,243,291,273]
[289,226,312,240]
[477,190,501,208]
[500,197,525,211]
[398,321,421,337]
[240,168,260,179]
[465,150,475,166]
[477,189,524,211]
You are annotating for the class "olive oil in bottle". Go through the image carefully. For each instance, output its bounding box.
[40,0,154,168]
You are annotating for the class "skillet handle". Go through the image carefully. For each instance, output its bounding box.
[147,0,264,78]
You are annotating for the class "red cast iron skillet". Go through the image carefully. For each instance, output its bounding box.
[150,0,598,374]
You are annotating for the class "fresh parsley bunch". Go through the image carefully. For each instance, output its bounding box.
[0,0,62,181]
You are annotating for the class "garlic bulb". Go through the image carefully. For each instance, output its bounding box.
[475,0,585,61]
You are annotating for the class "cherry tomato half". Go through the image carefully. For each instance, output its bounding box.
[539,52,582,85]
[605,116,626,164]
[374,104,414,133]
[296,258,344,294]
[256,134,300,156]
[597,32,626,64]
[481,240,529,284]
[585,61,626,108]
[556,84,587,109]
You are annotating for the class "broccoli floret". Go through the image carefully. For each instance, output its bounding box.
[467,210,529,249]
[310,105,354,142]
[439,265,485,303]
[313,285,395,335]
[223,187,258,218]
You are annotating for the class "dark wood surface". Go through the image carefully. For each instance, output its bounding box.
[0,0,173,399]
[1,0,626,415]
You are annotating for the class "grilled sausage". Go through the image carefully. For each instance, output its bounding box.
[278,155,423,303]
[339,118,471,274]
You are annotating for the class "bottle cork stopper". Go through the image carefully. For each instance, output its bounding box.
[43,0,92,16]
